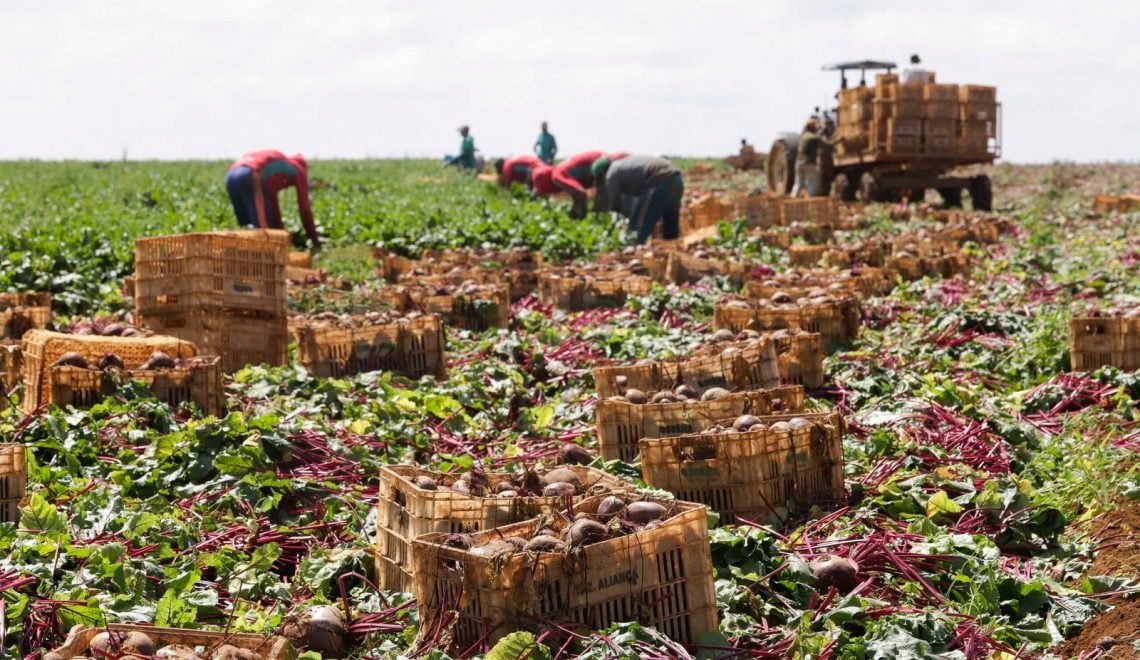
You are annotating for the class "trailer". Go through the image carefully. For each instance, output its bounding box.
[767,60,1001,210]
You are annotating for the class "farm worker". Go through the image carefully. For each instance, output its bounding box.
[494,154,544,188]
[902,54,931,85]
[793,119,838,198]
[534,122,558,164]
[225,150,321,248]
[532,150,629,218]
[445,126,478,170]
[592,155,684,244]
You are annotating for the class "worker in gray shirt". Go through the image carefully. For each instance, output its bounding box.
[591,155,684,244]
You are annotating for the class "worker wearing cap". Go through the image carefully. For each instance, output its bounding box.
[533,122,558,165]
[532,150,629,218]
[445,125,478,170]
[494,154,544,188]
[225,150,321,248]
[592,155,684,244]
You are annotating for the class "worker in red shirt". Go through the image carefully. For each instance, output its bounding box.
[531,150,629,218]
[225,150,321,248]
[494,154,544,188]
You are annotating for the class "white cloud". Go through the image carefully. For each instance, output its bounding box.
[0,0,1137,161]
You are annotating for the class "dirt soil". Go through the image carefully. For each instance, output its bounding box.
[1090,499,1140,579]
[1054,596,1140,658]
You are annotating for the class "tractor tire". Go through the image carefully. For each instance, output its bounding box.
[831,173,857,201]
[938,188,963,208]
[767,140,795,196]
[969,175,993,211]
[859,172,880,204]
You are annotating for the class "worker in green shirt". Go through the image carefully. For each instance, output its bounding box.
[445,125,478,170]
[533,122,558,165]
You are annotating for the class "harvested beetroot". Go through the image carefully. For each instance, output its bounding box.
[54,352,90,369]
[623,501,667,525]
[542,482,576,497]
[559,443,593,466]
[811,555,859,593]
[567,518,610,546]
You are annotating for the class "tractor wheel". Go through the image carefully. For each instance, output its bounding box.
[767,140,795,196]
[938,188,962,208]
[969,175,993,211]
[859,172,880,204]
[831,173,857,201]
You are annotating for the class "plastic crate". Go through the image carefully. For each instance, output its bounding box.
[0,306,52,341]
[780,198,840,226]
[595,385,805,463]
[381,284,510,331]
[376,465,632,593]
[412,496,717,652]
[0,292,51,308]
[771,332,825,388]
[538,272,654,311]
[48,624,294,660]
[1070,316,1139,372]
[665,253,750,287]
[1,342,21,404]
[287,251,313,268]
[20,330,199,413]
[292,315,446,379]
[788,245,827,266]
[737,195,782,229]
[48,357,223,414]
[134,232,287,317]
[138,311,286,374]
[639,412,845,524]
[0,444,26,524]
[593,338,780,399]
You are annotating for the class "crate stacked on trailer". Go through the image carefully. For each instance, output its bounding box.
[135,231,289,373]
[959,85,998,156]
[19,329,213,414]
[376,464,634,593]
[639,412,846,525]
[1069,308,1140,372]
[412,494,718,652]
[290,311,446,379]
[836,86,874,155]
[870,73,923,155]
[537,264,654,311]
[0,292,53,341]
[592,336,792,463]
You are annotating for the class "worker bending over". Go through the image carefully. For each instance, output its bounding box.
[593,155,684,244]
[532,150,628,218]
[494,154,544,188]
[534,122,558,164]
[225,150,321,248]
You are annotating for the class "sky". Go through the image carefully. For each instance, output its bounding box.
[1,0,1137,162]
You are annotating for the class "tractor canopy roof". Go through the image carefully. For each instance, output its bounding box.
[822,60,897,72]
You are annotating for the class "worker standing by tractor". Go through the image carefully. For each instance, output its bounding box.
[902,54,932,84]
[494,154,544,188]
[592,155,684,244]
[225,150,321,249]
[445,125,479,170]
[533,122,558,165]
[793,119,823,197]
[531,150,629,218]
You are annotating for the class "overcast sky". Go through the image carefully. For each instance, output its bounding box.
[1,1,1136,162]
